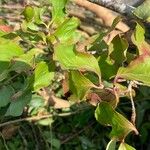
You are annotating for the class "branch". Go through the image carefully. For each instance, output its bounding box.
[0,110,85,128]
[74,0,130,32]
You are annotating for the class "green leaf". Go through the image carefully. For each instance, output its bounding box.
[118,143,136,150]
[95,102,138,140]
[0,62,10,81]
[37,118,54,126]
[0,38,24,61]
[117,55,150,86]
[48,17,80,44]
[106,139,116,150]
[54,44,101,81]
[33,61,55,91]
[133,0,150,22]
[10,48,43,72]
[69,71,97,100]
[131,22,150,55]
[110,35,128,66]
[29,94,45,108]
[98,52,118,80]
[34,7,46,24]
[0,85,15,108]
[50,0,68,25]
[5,92,32,116]
[22,6,35,22]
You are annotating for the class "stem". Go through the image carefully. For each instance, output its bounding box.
[128,81,136,125]
[0,110,84,128]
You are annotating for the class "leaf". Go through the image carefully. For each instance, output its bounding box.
[117,55,150,86]
[22,6,35,22]
[110,35,128,66]
[133,0,150,22]
[28,94,45,108]
[0,86,15,108]
[131,22,150,55]
[50,0,68,25]
[0,38,24,61]
[5,92,32,116]
[95,102,138,140]
[37,118,54,126]
[34,7,46,24]
[118,143,136,150]
[54,44,101,81]
[48,17,80,44]
[106,139,116,150]
[10,48,43,72]
[69,71,97,100]
[33,61,55,91]
[98,52,118,80]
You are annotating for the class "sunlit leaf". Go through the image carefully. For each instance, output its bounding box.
[48,17,80,44]
[54,44,101,81]
[131,22,150,55]
[33,61,55,91]
[0,38,24,61]
[95,102,138,140]
[22,6,35,22]
[106,139,116,150]
[118,143,136,150]
[117,55,150,86]
[133,0,150,22]
[50,0,68,25]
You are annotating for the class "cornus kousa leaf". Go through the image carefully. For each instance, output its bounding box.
[33,61,55,91]
[106,139,116,150]
[54,44,101,82]
[0,85,15,108]
[22,6,35,22]
[69,71,97,100]
[95,102,138,140]
[5,91,32,117]
[133,0,150,22]
[110,35,128,66]
[118,143,136,150]
[131,22,150,55]
[117,55,150,86]
[48,17,80,44]
[50,0,68,25]
[0,38,24,61]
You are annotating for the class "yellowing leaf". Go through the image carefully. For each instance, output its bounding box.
[118,143,136,150]
[106,139,116,150]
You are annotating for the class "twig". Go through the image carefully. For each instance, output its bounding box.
[0,110,86,128]
[128,81,136,125]
[74,0,130,32]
